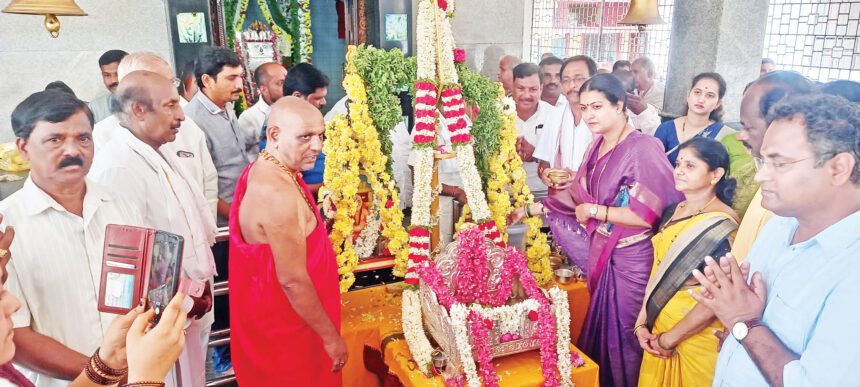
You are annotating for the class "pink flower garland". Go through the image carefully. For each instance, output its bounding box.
[441,87,471,143]
[415,259,456,309]
[506,247,561,387]
[453,227,489,304]
[468,311,499,387]
[414,81,438,145]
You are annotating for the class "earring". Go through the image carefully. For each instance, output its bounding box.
[711,179,718,185]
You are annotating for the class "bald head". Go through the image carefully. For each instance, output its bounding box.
[254,62,288,105]
[266,96,324,171]
[115,71,184,148]
[498,55,521,94]
[118,52,174,82]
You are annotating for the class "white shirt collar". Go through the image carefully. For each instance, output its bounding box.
[21,176,113,217]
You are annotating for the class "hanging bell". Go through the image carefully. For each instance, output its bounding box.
[2,0,88,38]
[618,0,664,32]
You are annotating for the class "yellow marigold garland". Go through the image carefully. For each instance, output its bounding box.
[323,48,410,292]
[492,94,554,285]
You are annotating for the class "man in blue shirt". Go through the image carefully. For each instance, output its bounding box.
[691,93,860,386]
[259,62,329,197]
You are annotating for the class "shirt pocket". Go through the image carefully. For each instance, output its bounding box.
[766,288,811,353]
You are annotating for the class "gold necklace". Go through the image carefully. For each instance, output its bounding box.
[259,150,315,212]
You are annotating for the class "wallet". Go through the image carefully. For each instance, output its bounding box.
[97,224,184,315]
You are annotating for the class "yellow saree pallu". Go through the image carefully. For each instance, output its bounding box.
[638,211,738,387]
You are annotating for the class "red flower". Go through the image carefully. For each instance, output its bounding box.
[386,199,394,209]
[484,318,494,330]
[453,48,466,63]
[528,310,538,321]
[405,277,419,285]
[437,0,448,11]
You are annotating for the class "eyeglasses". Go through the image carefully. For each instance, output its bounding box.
[171,77,181,88]
[753,156,815,172]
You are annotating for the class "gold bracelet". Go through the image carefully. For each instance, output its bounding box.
[633,323,647,337]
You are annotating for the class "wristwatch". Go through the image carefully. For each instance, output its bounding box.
[731,318,763,342]
[589,205,599,218]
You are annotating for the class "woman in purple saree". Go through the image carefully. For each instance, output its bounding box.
[512,74,682,387]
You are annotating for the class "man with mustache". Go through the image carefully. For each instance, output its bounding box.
[0,90,144,386]
[512,62,565,196]
[185,47,252,226]
[731,71,813,260]
[88,71,218,386]
[535,55,596,191]
[87,49,128,124]
[539,56,565,109]
[229,96,346,385]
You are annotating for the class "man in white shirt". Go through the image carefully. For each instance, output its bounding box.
[1,90,143,387]
[631,56,665,112]
[535,55,596,188]
[88,50,128,124]
[237,62,287,159]
[614,68,661,135]
[89,71,218,387]
[539,56,567,109]
[512,63,560,196]
[92,52,219,219]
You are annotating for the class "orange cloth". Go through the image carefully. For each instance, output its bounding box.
[556,280,590,341]
[341,282,596,387]
[341,285,404,387]
[384,340,599,387]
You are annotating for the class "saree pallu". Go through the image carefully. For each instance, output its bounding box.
[544,131,683,387]
[638,212,738,387]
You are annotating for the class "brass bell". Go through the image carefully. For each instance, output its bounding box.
[619,0,664,31]
[2,0,88,38]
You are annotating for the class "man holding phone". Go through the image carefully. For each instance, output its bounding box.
[89,70,217,387]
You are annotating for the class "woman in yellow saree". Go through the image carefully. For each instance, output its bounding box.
[635,137,740,387]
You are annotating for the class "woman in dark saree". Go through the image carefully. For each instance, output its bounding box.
[510,74,683,387]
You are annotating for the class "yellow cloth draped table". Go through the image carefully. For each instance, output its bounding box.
[341,282,597,386]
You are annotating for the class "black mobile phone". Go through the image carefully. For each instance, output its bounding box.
[146,231,184,324]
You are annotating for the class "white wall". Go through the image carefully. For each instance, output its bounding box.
[0,0,172,142]
[410,0,527,79]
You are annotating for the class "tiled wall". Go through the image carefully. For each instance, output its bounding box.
[310,0,347,114]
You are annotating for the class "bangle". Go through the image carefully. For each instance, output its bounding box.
[123,383,166,387]
[603,206,610,223]
[525,204,532,218]
[85,348,127,385]
[633,323,647,337]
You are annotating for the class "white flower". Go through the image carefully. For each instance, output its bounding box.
[402,289,434,374]
[451,304,481,387]
[416,0,436,80]
[354,197,382,258]
[455,143,492,220]
[549,287,574,386]
[411,148,435,226]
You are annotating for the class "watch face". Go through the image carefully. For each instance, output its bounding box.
[590,206,598,216]
[732,322,749,341]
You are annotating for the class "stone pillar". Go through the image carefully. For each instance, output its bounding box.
[663,0,770,122]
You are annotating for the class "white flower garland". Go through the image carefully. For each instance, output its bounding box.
[416,0,436,80]
[402,289,434,374]
[455,143,492,221]
[470,299,539,336]
[451,304,481,387]
[549,287,574,387]
[354,197,381,258]
[411,148,435,228]
[436,5,458,85]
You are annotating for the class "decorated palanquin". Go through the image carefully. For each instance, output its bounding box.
[323,0,577,384]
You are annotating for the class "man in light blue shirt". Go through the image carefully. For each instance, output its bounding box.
[691,93,860,386]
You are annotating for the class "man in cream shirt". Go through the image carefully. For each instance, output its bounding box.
[237,62,287,159]
[88,71,218,387]
[1,90,144,387]
[92,52,218,219]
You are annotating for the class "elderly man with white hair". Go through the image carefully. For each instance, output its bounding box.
[92,52,218,218]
